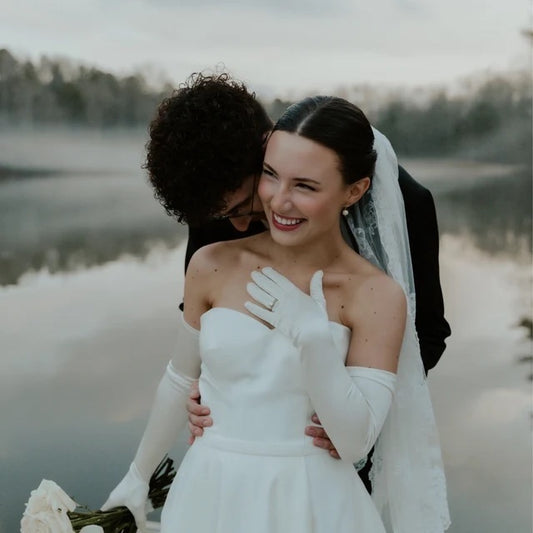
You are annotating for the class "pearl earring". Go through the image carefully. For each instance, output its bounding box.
[342,208,349,217]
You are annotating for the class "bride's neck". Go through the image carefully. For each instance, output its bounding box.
[265,232,347,275]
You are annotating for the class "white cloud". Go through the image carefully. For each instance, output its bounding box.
[1,0,528,96]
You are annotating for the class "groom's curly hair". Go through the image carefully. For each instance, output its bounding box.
[145,72,272,226]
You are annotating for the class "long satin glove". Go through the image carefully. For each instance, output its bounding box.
[101,314,201,532]
[245,267,396,463]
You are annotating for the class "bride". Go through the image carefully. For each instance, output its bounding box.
[102,96,450,533]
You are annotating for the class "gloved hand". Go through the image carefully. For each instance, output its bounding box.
[244,267,329,347]
[245,266,397,464]
[100,463,152,532]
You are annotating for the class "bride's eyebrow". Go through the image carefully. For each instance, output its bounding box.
[264,160,322,187]
[294,177,321,185]
[264,161,320,185]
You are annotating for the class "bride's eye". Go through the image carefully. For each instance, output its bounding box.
[296,183,316,191]
[262,168,276,177]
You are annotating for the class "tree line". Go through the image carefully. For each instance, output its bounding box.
[268,72,531,165]
[372,72,531,164]
[0,48,171,127]
[1,48,530,163]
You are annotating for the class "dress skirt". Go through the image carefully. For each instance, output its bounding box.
[160,433,386,533]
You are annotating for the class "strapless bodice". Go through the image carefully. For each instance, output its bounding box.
[198,307,350,447]
[162,308,386,533]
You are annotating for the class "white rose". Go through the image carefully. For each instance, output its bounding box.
[23,487,49,515]
[21,480,77,533]
[21,510,74,533]
[20,513,52,533]
[38,480,78,513]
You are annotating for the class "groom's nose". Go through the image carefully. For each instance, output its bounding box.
[230,216,254,232]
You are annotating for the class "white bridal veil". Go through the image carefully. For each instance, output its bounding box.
[345,128,451,532]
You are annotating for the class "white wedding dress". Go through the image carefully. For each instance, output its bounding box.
[160,307,386,533]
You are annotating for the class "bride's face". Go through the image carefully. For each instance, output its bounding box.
[259,131,364,247]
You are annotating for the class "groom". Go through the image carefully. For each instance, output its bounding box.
[146,73,451,489]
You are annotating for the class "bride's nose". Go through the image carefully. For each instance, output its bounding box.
[270,184,293,213]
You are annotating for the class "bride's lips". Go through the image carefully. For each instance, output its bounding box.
[271,211,305,231]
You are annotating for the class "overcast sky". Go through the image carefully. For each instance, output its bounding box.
[2,0,530,98]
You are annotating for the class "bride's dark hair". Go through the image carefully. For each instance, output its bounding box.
[273,97,377,185]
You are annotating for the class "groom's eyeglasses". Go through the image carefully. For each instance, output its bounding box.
[212,174,263,221]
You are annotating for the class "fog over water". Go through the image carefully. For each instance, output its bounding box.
[0,129,186,286]
[0,130,531,532]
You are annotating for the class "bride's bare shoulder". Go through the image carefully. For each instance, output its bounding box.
[327,250,406,328]
[186,233,268,281]
[183,242,238,326]
[345,267,407,330]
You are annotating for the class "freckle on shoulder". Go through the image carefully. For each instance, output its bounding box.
[187,241,229,277]
[356,272,406,311]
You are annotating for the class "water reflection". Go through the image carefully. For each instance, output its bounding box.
[1,235,531,533]
[436,170,532,259]
[0,129,188,286]
[430,238,532,532]
[0,172,188,285]
[0,247,189,532]
[402,158,532,260]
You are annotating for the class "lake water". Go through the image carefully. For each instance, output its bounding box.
[1,130,531,532]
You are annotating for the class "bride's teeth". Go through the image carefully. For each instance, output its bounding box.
[273,213,303,226]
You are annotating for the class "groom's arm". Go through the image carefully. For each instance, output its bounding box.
[398,165,451,373]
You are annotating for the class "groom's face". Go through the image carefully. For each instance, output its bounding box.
[216,174,265,232]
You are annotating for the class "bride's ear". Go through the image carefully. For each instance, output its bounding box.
[345,177,371,207]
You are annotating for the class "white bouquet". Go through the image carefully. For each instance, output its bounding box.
[21,458,175,533]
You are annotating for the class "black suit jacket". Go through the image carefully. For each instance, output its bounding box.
[184,165,451,372]
[397,166,451,372]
